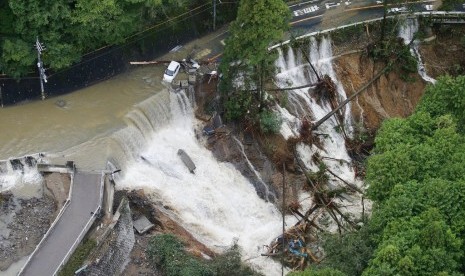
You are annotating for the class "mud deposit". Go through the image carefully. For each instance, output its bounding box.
[0,193,55,271]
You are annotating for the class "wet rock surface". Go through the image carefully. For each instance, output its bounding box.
[0,192,55,271]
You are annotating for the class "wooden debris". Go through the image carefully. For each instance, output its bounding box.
[129,60,171,65]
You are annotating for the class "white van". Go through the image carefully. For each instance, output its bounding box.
[163,61,181,83]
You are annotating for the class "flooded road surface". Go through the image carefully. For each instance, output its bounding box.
[0,27,225,170]
[0,66,163,165]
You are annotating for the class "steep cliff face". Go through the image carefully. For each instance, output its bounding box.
[419,25,465,78]
[333,25,465,132]
[334,54,426,132]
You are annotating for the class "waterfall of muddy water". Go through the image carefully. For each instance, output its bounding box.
[274,36,368,232]
[0,65,167,201]
[0,154,44,199]
[398,18,437,84]
[232,136,277,202]
[0,66,166,168]
[117,90,297,275]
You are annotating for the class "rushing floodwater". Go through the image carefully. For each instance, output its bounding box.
[0,37,363,275]
[0,44,294,275]
[398,18,437,84]
[2,26,433,274]
[0,66,165,164]
[274,36,367,231]
[114,90,294,274]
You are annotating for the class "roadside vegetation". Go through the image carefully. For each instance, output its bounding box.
[219,0,290,134]
[147,234,262,276]
[58,238,96,276]
[0,0,236,78]
[440,0,465,10]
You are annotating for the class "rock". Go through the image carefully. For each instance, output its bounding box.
[55,99,67,108]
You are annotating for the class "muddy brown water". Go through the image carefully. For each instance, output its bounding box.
[0,29,223,170]
[0,29,224,275]
[0,66,163,168]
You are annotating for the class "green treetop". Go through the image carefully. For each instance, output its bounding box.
[0,0,198,78]
[219,0,290,124]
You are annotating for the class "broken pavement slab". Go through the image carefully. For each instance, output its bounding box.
[133,216,154,235]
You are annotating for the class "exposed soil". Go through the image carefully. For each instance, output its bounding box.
[0,172,70,272]
[333,25,465,132]
[0,193,55,271]
[334,53,426,131]
[419,25,465,78]
[120,189,216,275]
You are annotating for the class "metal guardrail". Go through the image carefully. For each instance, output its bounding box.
[269,11,465,50]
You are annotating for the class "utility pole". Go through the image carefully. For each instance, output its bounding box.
[213,0,217,30]
[35,37,47,100]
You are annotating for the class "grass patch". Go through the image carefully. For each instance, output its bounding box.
[147,234,263,276]
[58,239,96,276]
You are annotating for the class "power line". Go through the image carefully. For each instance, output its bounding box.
[1,1,238,81]
[80,2,212,59]
[46,4,214,78]
[0,2,214,81]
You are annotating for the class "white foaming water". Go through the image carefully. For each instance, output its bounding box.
[0,155,44,199]
[116,90,292,275]
[275,37,367,230]
[399,18,437,84]
[232,136,277,202]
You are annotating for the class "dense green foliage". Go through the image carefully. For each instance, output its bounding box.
[366,112,465,202]
[259,110,283,134]
[365,76,465,275]
[365,207,463,275]
[439,0,465,10]
[223,90,253,121]
[220,0,290,72]
[58,239,96,276]
[416,75,465,133]
[310,76,465,276]
[0,0,230,78]
[219,0,290,128]
[147,234,262,276]
[147,234,213,276]
[319,227,374,276]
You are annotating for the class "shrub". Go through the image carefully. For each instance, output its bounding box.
[259,110,283,134]
[147,234,213,276]
[224,91,253,121]
[147,234,262,276]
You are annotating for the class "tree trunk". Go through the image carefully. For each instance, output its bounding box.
[381,0,388,42]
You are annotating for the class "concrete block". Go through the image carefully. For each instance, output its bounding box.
[133,216,154,234]
[188,75,196,84]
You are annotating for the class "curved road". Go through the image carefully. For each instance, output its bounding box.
[20,172,102,276]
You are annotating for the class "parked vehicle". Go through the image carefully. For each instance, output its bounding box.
[163,61,181,83]
[388,6,407,13]
[424,4,433,11]
[325,2,340,9]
